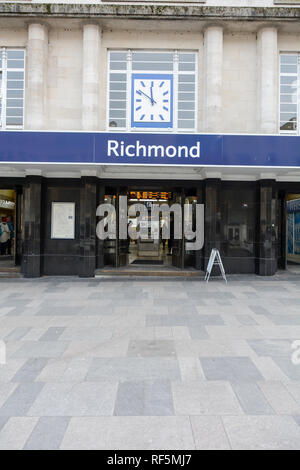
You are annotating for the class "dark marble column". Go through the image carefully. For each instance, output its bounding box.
[256,179,277,276]
[15,185,24,267]
[22,175,43,278]
[204,179,222,270]
[79,176,97,277]
[277,190,287,270]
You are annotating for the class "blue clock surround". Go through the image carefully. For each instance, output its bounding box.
[131,73,174,129]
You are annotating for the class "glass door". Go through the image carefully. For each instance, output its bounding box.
[102,189,128,268]
[103,192,117,267]
[172,190,184,269]
[286,194,300,267]
[117,189,129,267]
[15,188,23,266]
[184,193,199,268]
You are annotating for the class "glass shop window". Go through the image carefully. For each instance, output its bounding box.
[221,188,256,258]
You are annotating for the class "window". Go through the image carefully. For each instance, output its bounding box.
[279,53,299,133]
[274,1,300,4]
[108,50,197,132]
[221,187,256,272]
[0,49,25,129]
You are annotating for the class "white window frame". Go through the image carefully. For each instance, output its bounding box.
[274,0,300,4]
[279,51,299,135]
[0,48,26,130]
[107,49,198,133]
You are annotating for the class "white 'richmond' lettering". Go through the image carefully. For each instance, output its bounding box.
[107,140,200,159]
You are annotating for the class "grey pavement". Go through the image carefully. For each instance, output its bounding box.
[0,274,300,449]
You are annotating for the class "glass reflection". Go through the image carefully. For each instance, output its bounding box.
[221,188,255,258]
[287,195,300,265]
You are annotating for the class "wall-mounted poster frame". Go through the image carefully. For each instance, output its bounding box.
[51,202,75,239]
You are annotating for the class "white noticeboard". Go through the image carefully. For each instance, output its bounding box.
[51,202,75,239]
[204,248,227,283]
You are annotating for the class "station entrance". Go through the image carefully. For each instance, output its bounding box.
[127,190,174,268]
[102,186,200,271]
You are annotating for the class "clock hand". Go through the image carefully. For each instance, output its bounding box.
[137,89,156,105]
[150,86,154,106]
[140,90,155,103]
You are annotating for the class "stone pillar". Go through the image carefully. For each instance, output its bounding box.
[203,26,223,132]
[82,24,101,130]
[204,179,222,271]
[26,23,48,129]
[22,175,43,278]
[256,180,277,276]
[257,27,278,134]
[79,176,97,277]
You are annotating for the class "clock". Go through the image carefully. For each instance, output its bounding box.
[131,73,173,128]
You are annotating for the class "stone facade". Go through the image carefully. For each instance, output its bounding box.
[1,3,300,277]
[6,1,295,6]
[0,2,299,135]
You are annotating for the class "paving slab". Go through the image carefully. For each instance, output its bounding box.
[60,416,195,450]
[24,417,70,450]
[200,357,264,383]
[0,275,299,449]
[223,415,300,450]
[172,381,243,416]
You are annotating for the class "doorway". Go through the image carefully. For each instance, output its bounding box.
[127,190,174,268]
[0,189,17,269]
[286,194,300,273]
[101,186,200,271]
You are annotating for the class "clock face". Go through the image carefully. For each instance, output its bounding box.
[131,74,173,128]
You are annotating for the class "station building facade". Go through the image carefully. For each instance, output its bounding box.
[1,0,300,277]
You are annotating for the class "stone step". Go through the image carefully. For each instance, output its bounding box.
[0,265,22,278]
[0,272,23,278]
[95,268,202,277]
[0,267,21,273]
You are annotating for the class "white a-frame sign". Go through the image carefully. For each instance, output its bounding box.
[204,248,227,283]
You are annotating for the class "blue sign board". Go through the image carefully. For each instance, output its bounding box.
[287,198,300,213]
[295,212,300,255]
[0,131,300,167]
[287,199,300,256]
[288,213,294,255]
